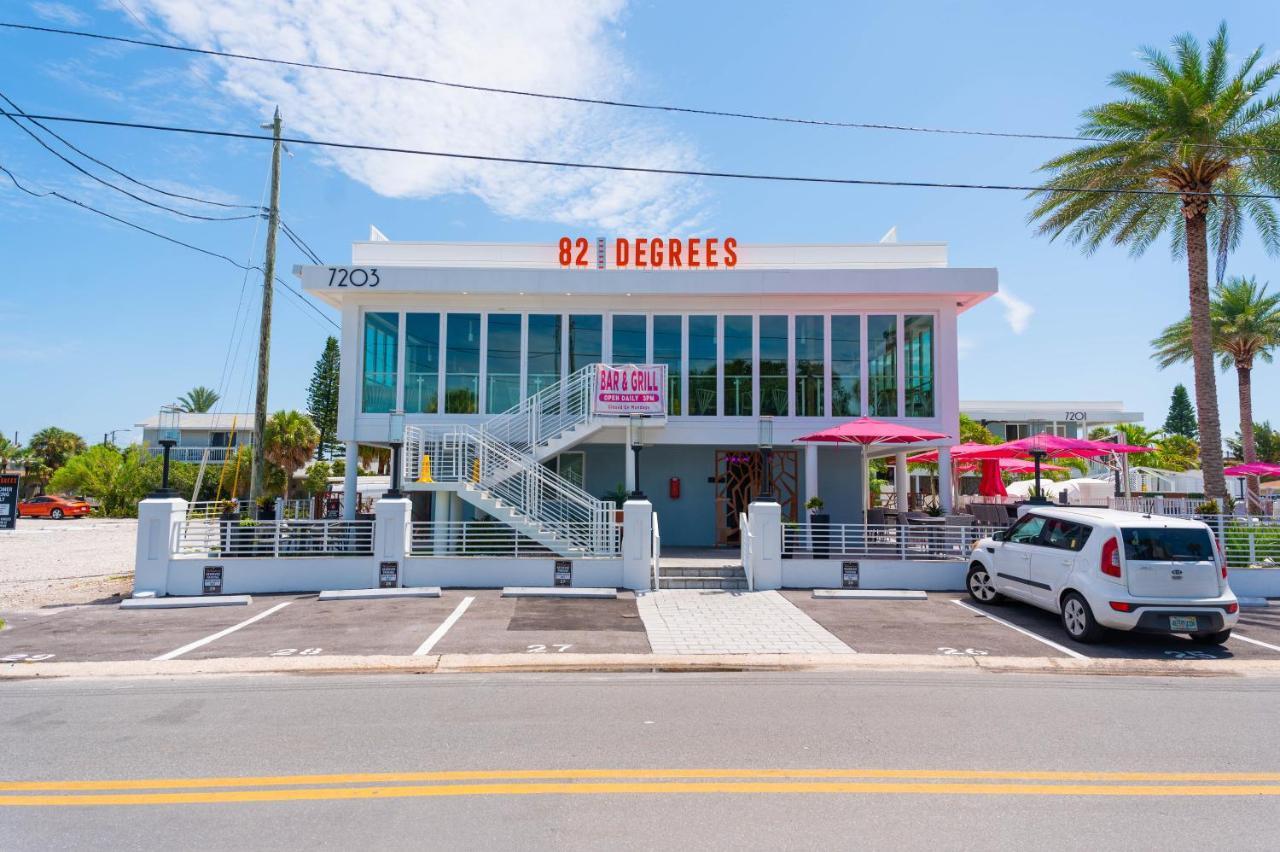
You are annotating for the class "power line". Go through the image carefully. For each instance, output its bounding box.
[3,20,1276,157]
[0,91,260,220]
[6,110,1279,201]
[0,160,337,330]
[280,218,322,264]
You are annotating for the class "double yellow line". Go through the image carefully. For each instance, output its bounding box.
[4,768,1280,806]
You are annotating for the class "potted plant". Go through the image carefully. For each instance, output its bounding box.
[603,483,630,523]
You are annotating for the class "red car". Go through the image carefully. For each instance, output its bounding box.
[18,495,93,520]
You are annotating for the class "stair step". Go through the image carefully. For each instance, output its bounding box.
[659,566,745,578]
[659,578,749,590]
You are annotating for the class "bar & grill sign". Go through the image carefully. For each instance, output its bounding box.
[593,364,666,416]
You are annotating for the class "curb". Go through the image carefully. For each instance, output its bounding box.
[5,652,1280,681]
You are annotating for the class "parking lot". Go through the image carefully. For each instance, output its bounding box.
[3,588,1280,667]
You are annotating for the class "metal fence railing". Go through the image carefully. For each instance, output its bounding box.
[185,499,313,520]
[782,522,1006,561]
[175,519,374,557]
[408,521,621,558]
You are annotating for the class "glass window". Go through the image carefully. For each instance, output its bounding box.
[759,315,788,416]
[611,314,647,363]
[1007,514,1047,545]
[795,315,824,417]
[904,314,934,417]
[444,313,480,414]
[653,315,682,416]
[569,314,602,372]
[688,315,717,416]
[557,451,585,489]
[486,313,522,413]
[405,312,440,414]
[723,315,752,417]
[868,315,898,417]
[1121,528,1214,562]
[1004,423,1031,441]
[361,311,398,413]
[526,314,561,396]
[831,315,860,417]
[1043,518,1092,552]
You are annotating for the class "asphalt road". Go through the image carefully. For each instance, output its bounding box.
[4,670,1280,850]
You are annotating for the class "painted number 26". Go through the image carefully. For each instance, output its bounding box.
[327,267,380,287]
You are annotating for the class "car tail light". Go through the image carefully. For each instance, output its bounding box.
[1225,602,1239,614]
[1100,537,1122,578]
[1109,601,1133,612]
[1214,537,1227,579]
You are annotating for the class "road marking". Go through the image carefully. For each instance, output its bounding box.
[951,599,1087,659]
[1233,632,1280,654]
[151,602,292,661]
[413,596,474,656]
[8,768,1280,793]
[5,778,1280,806]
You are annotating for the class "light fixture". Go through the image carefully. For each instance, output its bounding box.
[151,404,181,497]
[386,409,406,499]
[629,413,646,500]
[757,416,775,501]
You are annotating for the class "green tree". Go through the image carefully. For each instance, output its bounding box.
[306,336,341,460]
[0,433,19,471]
[263,411,320,500]
[24,426,87,491]
[1162,384,1198,439]
[303,460,333,497]
[1028,23,1280,501]
[48,445,156,517]
[1154,434,1201,471]
[1090,423,1162,469]
[1228,422,1280,464]
[1152,277,1280,491]
[959,414,1000,445]
[176,386,221,413]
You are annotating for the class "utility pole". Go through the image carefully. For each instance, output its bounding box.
[250,107,283,511]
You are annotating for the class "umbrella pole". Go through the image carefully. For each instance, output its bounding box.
[1032,451,1045,503]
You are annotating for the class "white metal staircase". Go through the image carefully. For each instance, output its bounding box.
[403,364,616,556]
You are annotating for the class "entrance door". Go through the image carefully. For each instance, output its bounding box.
[714,450,798,546]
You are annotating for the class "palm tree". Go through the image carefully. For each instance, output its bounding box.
[262,411,319,500]
[1153,276,1280,508]
[1028,23,1280,501]
[0,434,18,471]
[177,386,221,413]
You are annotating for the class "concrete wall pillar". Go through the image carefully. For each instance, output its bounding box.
[804,443,819,507]
[621,498,653,591]
[133,497,187,597]
[624,421,636,493]
[894,451,909,510]
[937,446,954,513]
[747,499,782,590]
[374,497,412,586]
[431,491,450,555]
[343,440,359,519]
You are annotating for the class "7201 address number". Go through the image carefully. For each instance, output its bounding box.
[327,267,380,287]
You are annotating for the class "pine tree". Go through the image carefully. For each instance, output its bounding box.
[306,336,341,460]
[1163,384,1198,439]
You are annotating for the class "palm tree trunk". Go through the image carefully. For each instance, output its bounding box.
[1237,362,1259,513]
[1184,211,1227,502]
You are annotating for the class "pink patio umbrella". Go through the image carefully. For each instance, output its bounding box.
[1225,462,1280,477]
[978,459,1007,498]
[990,433,1153,503]
[796,417,951,518]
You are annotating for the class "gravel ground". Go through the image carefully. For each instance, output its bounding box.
[0,518,136,611]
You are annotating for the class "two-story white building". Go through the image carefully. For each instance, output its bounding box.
[298,236,997,549]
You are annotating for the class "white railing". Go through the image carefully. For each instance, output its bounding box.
[185,499,312,520]
[149,446,248,463]
[174,519,374,557]
[651,513,661,590]
[408,520,620,557]
[1108,496,1202,516]
[783,522,1005,561]
[739,511,755,591]
[483,363,599,454]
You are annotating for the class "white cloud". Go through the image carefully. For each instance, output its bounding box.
[992,289,1033,334]
[128,0,706,232]
[30,2,88,25]
[956,335,976,358]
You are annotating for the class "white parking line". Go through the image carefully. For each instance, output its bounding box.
[152,601,293,661]
[951,599,1088,660]
[1233,632,1280,654]
[413,596,475,656]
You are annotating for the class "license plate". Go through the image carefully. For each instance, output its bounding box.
[1169,616,1198,631]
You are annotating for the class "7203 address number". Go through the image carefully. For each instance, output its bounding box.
[327,267,380,287]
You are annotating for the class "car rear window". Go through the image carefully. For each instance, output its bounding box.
[1120,527,1214,562]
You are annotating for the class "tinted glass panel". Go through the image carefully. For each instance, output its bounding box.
[653,315,682,416]
[1042,518,1091,552]
[1007,514,1047,545]
[831,315,860,417]
[760,315,788,416]
[688,315,717,416]
[795,315,823,417]
[612,314,647,363]
[361,311,398,413]
[526,314,561,396]
[1121,528,1214,562]
[486,313,522,413]
[445,313,480,413]
[723,315,752,417]
[568,315,602,372]
[868,315,898,417]
[405,313,440,414]
[904,314,934,417]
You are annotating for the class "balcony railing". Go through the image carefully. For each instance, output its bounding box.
[148,446,248,463]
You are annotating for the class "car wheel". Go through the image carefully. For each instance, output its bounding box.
[1191,629,1232,645]
[50,508,64,520]
[966,564,1002,604]
[1060,592,1104,644]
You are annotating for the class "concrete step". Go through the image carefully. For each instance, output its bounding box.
[659,565,746,579]
[658,577,749,590]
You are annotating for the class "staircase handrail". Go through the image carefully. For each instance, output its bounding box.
[483,363,599,452]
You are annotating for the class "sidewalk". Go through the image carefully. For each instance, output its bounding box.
[637,589,854,655]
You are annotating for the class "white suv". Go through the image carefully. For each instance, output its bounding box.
[966,507,1238,644]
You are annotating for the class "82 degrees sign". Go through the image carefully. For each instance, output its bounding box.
[327,267,380,288]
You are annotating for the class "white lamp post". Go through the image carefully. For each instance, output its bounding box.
[758,416,775,501]
[151,404,181,497]
[629,413,645,499]
[386,409,405,499]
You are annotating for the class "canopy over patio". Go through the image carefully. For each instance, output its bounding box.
[1225,462,1280,477]
[989,433,1153,503]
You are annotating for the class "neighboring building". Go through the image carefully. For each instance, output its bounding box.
[960,400,1144,441]
[299,236,997,547]
[135,412,254,463]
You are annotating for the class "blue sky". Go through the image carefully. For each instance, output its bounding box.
[2,0,1278,447]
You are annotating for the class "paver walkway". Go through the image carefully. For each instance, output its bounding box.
[636,589,855,655]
